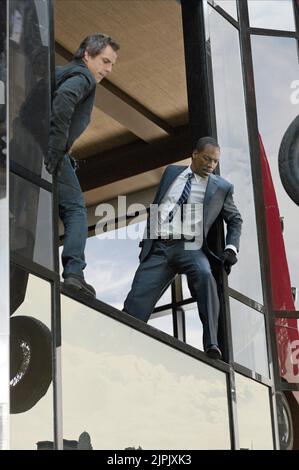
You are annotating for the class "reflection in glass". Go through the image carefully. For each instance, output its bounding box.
[230,298,269,377]
[155,284,171,308]
[0,335,9,449]
[10,273,53,450]
[182,274,189,299]
[83,222,146,309]
[0,0,9,448]
[248,0,295,32]
[61,295,231,449]
[34,0,49,46]
[83,220,172,312]
[9,0,51,182]
[235,373,273,449]
[184,303,204,351]
[275,319,299,387]
[209,0,238,20]
[206,6,263,303]
[10,173,53,270]
[0,0,8,334]
[169,275,216,351]
[68,221,173,334]
[148,312,173,337]
[0,0,6,202]
[251,36,299,310]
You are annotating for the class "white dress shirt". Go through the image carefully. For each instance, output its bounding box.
[156,166,237,253]
[157,166,206,249]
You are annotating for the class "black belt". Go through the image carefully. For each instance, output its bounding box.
[156,236,195,243]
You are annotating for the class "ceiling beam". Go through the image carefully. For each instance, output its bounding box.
[77,126,192,191]
[55,41,174,140]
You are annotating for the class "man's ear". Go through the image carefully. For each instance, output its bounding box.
[83,50,89,63]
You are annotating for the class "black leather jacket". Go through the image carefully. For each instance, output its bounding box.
[49,60,96,153]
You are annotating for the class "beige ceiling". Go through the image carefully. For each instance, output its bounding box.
[85,157,190,207]
[54,0,189,206]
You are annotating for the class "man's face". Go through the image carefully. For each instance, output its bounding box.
[191,144,220,178]
[83,45,118,83]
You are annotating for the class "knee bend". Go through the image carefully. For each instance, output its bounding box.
[60,204,87,224]
[70,202,87,217]
[124,296,150,322]
[195,267,213,279]
[190,269,215,288]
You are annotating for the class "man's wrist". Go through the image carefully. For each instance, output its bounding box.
[224,244,237,254]
[48,146,65,154]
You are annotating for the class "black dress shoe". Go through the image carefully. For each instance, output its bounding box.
[63,274,96,297]
[205,344,222,360]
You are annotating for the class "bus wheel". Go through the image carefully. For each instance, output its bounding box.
[277,392,294,450]
[278,115,299,206]
[10,316,52,414]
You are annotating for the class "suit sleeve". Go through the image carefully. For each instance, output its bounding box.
[48,73,93,152]
[221,185,243,252]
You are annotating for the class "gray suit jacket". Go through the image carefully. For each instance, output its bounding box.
[139,165,243,263]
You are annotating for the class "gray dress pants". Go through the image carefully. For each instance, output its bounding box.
[123,239,220,349]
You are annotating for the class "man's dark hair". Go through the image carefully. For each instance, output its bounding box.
[74,33,120,60]
[195,136,220,152]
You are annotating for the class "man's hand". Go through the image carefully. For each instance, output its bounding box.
[45,148,65,175]
[221,248,238,275]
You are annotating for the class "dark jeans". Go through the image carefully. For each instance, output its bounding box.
[124,240,220,349]
[58,154,87,279]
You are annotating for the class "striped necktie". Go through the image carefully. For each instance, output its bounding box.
[167,172,194,222]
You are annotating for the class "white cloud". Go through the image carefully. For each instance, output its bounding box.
[248,0,295,31]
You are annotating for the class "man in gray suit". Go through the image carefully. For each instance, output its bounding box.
[123,136,242,359]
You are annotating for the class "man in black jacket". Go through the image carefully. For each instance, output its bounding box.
[45,34,119,296]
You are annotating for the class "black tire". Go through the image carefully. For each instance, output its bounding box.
[10,316,52,414]
[277,392,294,450]
[10,264,29,315]
[283,391,299,450]
[278,115,299,206]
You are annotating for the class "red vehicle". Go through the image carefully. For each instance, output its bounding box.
[260,117,299,449]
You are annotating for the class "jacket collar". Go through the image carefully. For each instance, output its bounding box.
[203,174,219,214]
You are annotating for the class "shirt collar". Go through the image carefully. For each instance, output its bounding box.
[185,165,207,183]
